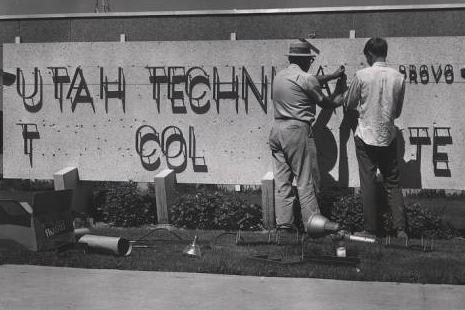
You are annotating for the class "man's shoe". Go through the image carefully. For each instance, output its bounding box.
[354,230,376,239]
[275,224,300,244]
[396,230,409,239]
[396,229,409,246]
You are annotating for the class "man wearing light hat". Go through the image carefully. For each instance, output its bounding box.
[270,40,346,230]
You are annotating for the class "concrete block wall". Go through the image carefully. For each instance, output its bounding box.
[0,9,464,46]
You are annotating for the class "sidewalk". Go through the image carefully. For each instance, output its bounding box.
[0,264,464,310]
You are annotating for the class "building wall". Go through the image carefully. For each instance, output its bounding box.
[0,9,465,45]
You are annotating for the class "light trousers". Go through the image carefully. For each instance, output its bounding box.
[269,119,320,227]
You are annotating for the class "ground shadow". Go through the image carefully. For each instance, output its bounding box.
[313,108,339,188]
[337,109,358,187]
[397,127,424,188]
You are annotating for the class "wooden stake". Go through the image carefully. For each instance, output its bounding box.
[154,169,176,224]
[261,172,275,229]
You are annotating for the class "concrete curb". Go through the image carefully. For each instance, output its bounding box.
[0,264,464,310]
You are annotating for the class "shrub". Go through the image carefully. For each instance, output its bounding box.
[323,192,365,234]
[91,180,456,239]
[383,203,456,239]
[169,189,264,230]
[320,189,456,239]
[0,178,54,191]
[95,181,157,227]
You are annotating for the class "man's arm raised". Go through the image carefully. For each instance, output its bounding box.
[315,66,345,85]
[317,74,347,110]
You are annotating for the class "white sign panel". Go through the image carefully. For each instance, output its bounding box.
[3,38,465,188]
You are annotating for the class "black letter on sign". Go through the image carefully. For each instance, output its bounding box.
[168,67,187,114]
[444,64,454,84]
[316,66,332,96]
[398,65,407,80]
[16,123,40,167]
[135,125,161,171]
[100,67,126,113]
[186,67,211,114]
[431,65,443,84]
[433,127,452,177]
[47,67,70,112]
[189,126,208,172]
[162,126,187,173]
[419,65,429,84]
[270,66,277,100]
[213,66,239,114]
[146,66,168,113]
[16,67,43,113]
[407,126,431,161]
[66,67,94,113]
[241,66,268,114]
[409,65,418,84]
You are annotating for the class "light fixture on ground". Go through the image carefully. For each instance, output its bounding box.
[306,214,376,243]
[182,235,202,257]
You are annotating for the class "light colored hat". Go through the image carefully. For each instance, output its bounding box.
[285,41,315,57]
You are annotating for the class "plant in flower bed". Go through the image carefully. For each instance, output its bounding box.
[0,178,54,191]
[94,181,157,227]
[383,203,456,239]
[319,188,457,239]
[320,190,364,234]
[92,180,456,239]
[169,189,264,230]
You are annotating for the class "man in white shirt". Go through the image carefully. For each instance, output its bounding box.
[344,37,407,239]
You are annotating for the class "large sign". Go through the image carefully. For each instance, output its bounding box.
[3,38,465,188]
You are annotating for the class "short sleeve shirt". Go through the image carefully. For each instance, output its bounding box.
[272,64,324,124]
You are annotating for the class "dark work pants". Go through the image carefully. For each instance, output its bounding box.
[354,136,406,233]
[269,119,320,227]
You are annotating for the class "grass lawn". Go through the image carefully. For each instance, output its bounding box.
[1,227,465,285]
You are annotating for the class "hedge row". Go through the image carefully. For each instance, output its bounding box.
[94,181,157,227]
[94,184,456,238]
[319,190,456,239]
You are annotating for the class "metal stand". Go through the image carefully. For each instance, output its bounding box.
[249,233,360,267]
[212,229,274,246]
[300,235,360,266]
[275,223,301,245]
[130,226,183,248]
[213,216,275,246]
[385,235,434,252]
[212,231,244,245]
